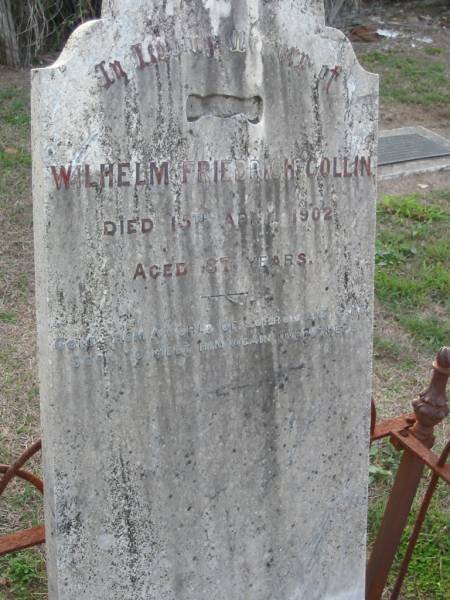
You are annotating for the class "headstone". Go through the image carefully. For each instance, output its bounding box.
[32,1,378,598]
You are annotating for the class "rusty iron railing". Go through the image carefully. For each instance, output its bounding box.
[366,346,450,599]
[0,439,45,555]
[1,348,449,599]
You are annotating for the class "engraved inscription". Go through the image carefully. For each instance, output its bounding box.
[93,31,317,89]
[49,156,372,190]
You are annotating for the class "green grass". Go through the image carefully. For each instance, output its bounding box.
[375,194,450,310]
[0,310,16,323]
[0,86,31,217]
[0,88,30,127]
[371,191,450,597]
[0,88,18,100]
[361,50,450,105]
[378,194,448,222]
[375,263,449,309]
[369,438,402,485]
[399,315,450,350]
[375,193,450,350]
[425,47,443,56]
[373,337,416,370]
[0,149,31,168]
[373,336,405,359]
[0,551,46,600]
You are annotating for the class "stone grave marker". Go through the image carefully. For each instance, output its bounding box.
[32,1,378,598]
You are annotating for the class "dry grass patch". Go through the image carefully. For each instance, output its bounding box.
[0,68,45,599]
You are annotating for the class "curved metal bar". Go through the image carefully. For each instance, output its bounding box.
[0,440,42,496]
[0,440,44,556]
[0,465,43,494]
[0,526,45,557]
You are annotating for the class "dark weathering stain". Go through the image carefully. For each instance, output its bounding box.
[54,472,86,568]
[57,500,82,537]
[186,94,263,124]
[344,270,349,290]
[120,453,138,583]
[108,452,147,589]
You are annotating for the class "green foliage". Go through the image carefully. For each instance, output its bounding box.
[0,550,45,600]
[399,315,450,350]
[0,149,31,168]
[363,50,391,66]
[425,47,443,56]
[435,190,450,202]
[2,1,102,67]
[15,273,29,297]
[376,261,449,310]
[45,0,102,53]
[375,192,449,352]
[2,554,39,584]
[369,439,402,485]
[0,89,30,127]
[0,310,16,323]
[0,551,45,598]
[361,51,450,105]
[424,239,450,262]
[378,194,449,222]
[375,238,416,267]
[0,88,18,100]
[375,270,425,307]
[373,337,416,369]
[373,336,404,359]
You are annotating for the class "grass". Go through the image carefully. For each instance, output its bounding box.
[0,88,30,128]
[370,190,450,599]
[378,194,448,222]
[425,47,443,56]
[0,551,46,600]
[0,149,31,168]
[0,73,43,599]
[0,311,16,324]
[398,315,450,350]
[375,192,450,351]
[361,50,450,106]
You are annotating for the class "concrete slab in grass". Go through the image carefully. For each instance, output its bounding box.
[378,126,450,180]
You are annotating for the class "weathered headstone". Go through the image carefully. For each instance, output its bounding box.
[32,1,378,598]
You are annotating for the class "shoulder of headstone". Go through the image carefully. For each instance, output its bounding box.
[31,18,105,77]
[324,24,379,83]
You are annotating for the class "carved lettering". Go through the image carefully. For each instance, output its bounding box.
[95,60,114,88]
[48,156,374,191]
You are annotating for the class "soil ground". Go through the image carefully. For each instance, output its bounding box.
[0,1,449,598]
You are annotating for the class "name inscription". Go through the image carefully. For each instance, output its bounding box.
[49,156,372,191]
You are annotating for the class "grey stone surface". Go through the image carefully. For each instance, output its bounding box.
[378,126,450,180]
[31,1,378,598]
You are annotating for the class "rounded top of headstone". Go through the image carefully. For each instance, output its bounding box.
[102,0,325,23]
[101,0,326,45]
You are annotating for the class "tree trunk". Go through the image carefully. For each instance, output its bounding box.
[326,0,360,25]
[0,0,21,68]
